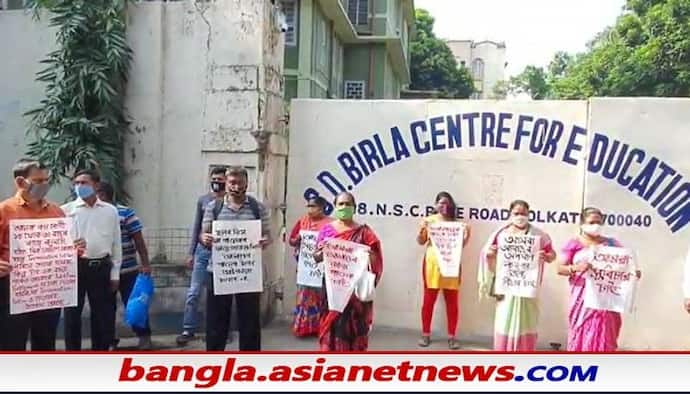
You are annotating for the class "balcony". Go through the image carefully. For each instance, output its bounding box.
[317,0,358,42]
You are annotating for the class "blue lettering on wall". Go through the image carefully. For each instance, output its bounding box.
[390,126,411,161]
[588,133,609,173]
[316,171,346,196]
[646,161,676,202]
[337,152,363,186]
[617,148,645,186]
[357,138,383,173]
[373,133,396,166]
[652,173,682,208]
[530,118,549,154]
[562,125,587,166]
[305,112,690,234]
[628,157,657,198]
[410,120,430,154]
[495,112,512,150]
[463,112,480,147]
[481,112,496,147]
[430,116,446,151]
[447,114,462,149]
[349,145,370,176]
[601,140,630,181]
[514,114,533,151]
[544,120,564,158]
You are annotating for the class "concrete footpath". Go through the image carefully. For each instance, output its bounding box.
[56,318,500,351]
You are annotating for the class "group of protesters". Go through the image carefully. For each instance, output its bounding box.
[286,191,684,353]
[0,159,271,352]
[1,157,689,352]
[0,159,152,351]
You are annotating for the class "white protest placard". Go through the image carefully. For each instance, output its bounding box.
[9,218,77,315]
[296,230,323,287]
[495,234,541,298]
[428,221,465,277]
[323,238,369,312]
[584,246,637,313]
[212,220,262,295]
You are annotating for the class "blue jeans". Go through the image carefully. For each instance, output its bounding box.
[182,245,210,333]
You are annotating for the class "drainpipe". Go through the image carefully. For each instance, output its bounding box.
[368,46,375,98]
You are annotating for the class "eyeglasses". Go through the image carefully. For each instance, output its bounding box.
[306,204,317,208]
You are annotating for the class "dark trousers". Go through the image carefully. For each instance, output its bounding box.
[206,273,261,351]
[0,302,61,351]
[64,258,114,351]
[113,271,151,337]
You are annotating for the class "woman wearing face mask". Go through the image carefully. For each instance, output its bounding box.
[313,192,383,351]
[416,192,471,349]
[287,196,332,337]
[557,207,641,352]
[479,200,556,351]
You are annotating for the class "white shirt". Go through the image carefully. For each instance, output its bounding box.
[684,246,690,299]
[61,198,122,281]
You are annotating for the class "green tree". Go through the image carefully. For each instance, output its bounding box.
[512,0,690,99]
[509,65,551,99]
[410,9,474,98]
[552,0,690,98]
[25,0,133,200]
[491,80,510,99]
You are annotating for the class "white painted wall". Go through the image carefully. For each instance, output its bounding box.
[286,98,690,349]
[0,0,286,319]
[0,10,60,200]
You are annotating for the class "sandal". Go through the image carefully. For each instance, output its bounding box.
[417,336,431,347]
[448,338,460,350]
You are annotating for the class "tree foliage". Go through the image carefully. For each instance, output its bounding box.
[512,0,690,99]
[410,9,474,98]
[509,66,551,99]
[25,0,133,200]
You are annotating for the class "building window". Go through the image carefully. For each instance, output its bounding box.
[460,60,466,67]
[315,14,328,71]
[347,0,368,26]
[471,58,484,80]
[344,80,366,99]
[1,0,29,10]
[281,0,298,46]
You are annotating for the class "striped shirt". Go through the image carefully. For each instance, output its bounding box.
[201,195,270,273]
[116,205,143,274]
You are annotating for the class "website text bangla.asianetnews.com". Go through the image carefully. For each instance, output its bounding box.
[117,356,598,388]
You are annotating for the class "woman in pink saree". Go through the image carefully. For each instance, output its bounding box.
[557,207,641,351]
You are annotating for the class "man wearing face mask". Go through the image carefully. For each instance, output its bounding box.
[176,166,228,346]
[61,169,122,351]
[0,159,85,350]
[199,166,271,351]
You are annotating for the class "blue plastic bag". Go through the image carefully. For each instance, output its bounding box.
[125,274,154,329]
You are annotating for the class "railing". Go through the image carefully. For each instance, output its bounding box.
[143,227,191,265]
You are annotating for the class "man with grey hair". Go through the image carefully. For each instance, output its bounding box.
[199,166,271,351]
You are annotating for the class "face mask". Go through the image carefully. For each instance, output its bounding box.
[75,184,95,199]
[24,180,51,201]
[581,223,602,236]
[210,181,225,193]
[512,215,528,228]
[334,206,354,221]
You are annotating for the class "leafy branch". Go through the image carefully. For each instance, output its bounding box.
[25,0,133,201]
